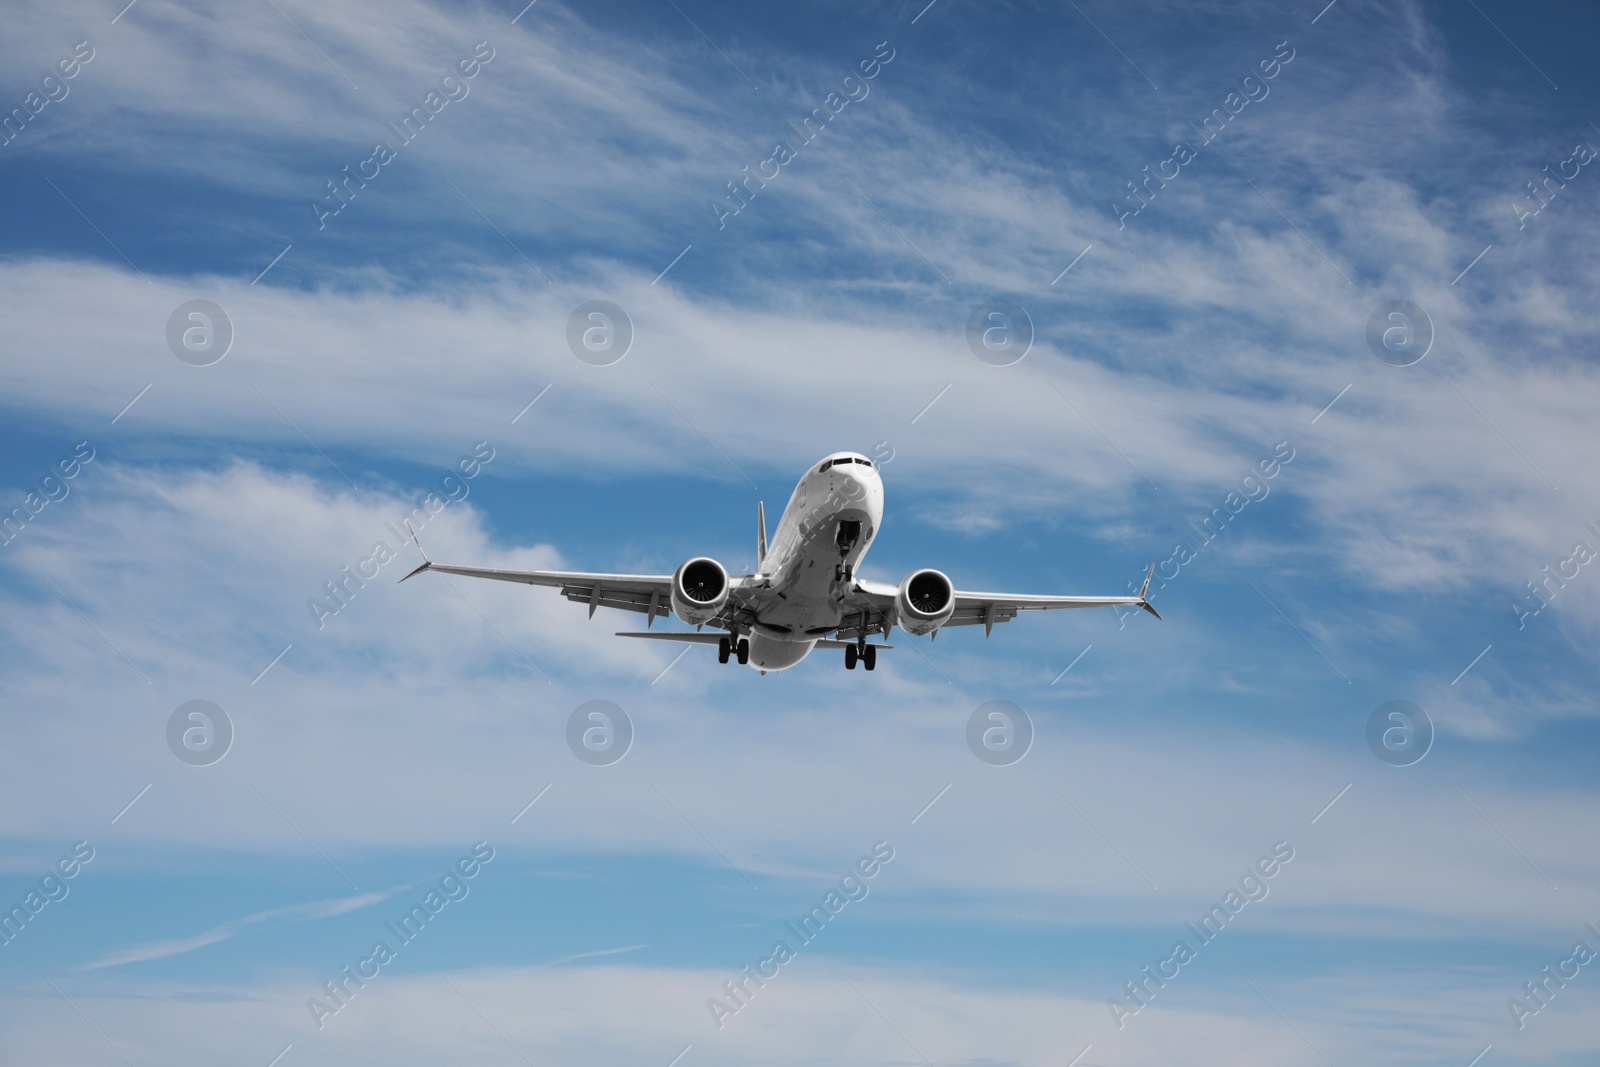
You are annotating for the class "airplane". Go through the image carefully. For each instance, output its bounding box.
[401,450,1161,674]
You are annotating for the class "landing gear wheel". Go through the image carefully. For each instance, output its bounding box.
[717,636,731,664]
[845,644,858,670]
[735,638,750,665]
[863,645,876,671]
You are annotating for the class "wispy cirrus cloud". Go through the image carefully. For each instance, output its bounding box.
[77,887,404,970]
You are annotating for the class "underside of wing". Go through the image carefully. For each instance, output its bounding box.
[835,579,898,638]
[405,559,677,618]
[841,568,1162,637]
[400,555,765,626]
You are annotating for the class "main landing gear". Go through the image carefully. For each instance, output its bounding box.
[717,635,750,665]
[844,641,876,671]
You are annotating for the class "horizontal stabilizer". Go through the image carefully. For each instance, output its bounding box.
[615,632,722,645]
[616,632,892,649]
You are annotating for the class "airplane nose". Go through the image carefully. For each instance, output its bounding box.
[840,466,874,491]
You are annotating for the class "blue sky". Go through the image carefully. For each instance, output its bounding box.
[2,0,1600,1063]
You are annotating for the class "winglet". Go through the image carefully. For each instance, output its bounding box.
[399,521,432,582]
[1138,560,1162,620]
[757,501,768,565]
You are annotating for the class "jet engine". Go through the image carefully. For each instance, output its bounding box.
[896,568,955,635]
[671,557,729,625]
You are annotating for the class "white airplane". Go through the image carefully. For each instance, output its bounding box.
[402,451,1160,673]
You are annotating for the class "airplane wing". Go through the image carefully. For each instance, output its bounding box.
[403,558,679,621]
[842,564,1161,637]
[398,531,757,626]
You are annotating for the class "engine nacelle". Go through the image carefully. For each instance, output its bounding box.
[671,557,729,625]
[896,568,955,635]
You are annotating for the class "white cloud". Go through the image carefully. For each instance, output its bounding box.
[75,926,233,971]
[20,957,1600,1067]
[77,887,404,970]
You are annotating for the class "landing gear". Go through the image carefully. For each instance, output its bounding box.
[844,640,876,671]
[835,520,860,584]
[718,636,731,664]
[718,636,750,665]
[735,637,750,665]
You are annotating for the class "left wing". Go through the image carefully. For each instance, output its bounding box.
[842,563,1161,637]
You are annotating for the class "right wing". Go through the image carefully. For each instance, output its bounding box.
[400,538,763,628]
[403,558,680,621]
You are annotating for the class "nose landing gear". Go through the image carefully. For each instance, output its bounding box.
[834,520,861,584]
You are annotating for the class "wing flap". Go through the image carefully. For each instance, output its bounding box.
[560,584,669,618]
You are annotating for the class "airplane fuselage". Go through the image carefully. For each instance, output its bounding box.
[743,451,884,671]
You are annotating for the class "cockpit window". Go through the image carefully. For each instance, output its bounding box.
[855,458,873,468]
[820,457,873,472]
